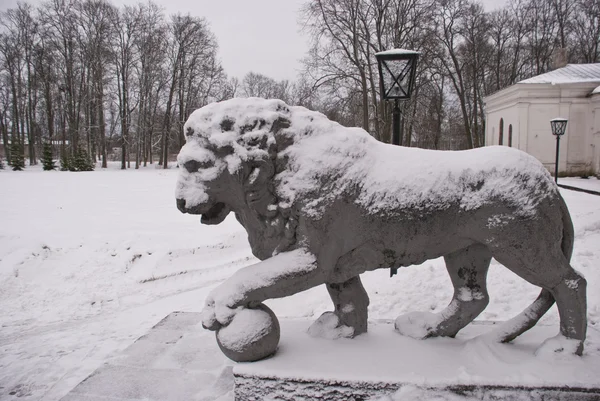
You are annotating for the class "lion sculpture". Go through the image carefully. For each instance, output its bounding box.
[176,98,587,361]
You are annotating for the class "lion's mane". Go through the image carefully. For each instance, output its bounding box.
[182,98,302,256]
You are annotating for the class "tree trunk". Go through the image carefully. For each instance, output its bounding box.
[118,64,128,170]
[162,66,178,169]
[44,78,54,142]
[360,68,369,133]
[9,74,20,149]
[1,112,10,164]
[26,58,36,165]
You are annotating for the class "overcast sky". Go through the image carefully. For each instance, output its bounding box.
[0,0,505,81]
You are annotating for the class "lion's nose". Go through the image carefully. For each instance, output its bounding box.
[177,198,187,213]
[184,160,199,173]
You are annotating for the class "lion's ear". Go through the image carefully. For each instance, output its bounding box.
[247,158,274,186]
[244,157,277,215]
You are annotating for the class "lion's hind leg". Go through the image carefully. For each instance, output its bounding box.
[538,271,587,356]
[395,243,491,339]
[493,246,587,355]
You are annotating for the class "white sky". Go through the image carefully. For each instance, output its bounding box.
[1,0,505,81]
[142,0,310,81]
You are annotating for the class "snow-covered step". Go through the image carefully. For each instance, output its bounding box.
[60,312,233,401]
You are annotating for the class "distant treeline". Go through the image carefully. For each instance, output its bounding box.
[1,0,599,169]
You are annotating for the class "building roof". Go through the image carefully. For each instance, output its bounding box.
[519,63,600,84]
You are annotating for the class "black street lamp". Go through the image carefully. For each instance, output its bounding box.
[550,117,568,183]
[375,49,420,146]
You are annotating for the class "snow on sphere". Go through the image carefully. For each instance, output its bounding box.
[216,303,280,362]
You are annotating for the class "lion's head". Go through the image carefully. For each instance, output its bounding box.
[175,98,298,259]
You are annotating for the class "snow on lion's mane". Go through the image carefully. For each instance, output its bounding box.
[178,98,555,218]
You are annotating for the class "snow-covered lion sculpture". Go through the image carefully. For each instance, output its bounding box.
[176,98,587,362]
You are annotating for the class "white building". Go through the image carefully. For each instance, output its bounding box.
[484,64,600,177]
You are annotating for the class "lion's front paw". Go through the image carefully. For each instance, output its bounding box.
[394,311,442,339]
[535,334,583,357]
[201,297,237,331]
[307,312,354,339]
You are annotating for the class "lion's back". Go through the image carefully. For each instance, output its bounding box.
[280,137,557,218]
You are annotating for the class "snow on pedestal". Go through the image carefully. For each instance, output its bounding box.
[234,320,600,400]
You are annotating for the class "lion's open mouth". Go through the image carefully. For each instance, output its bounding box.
[200,202,230,225]
[177,199,231,225]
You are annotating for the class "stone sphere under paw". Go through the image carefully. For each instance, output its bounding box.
[216,303,280,362]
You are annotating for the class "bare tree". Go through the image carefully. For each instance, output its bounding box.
[551,0,574,50]
[302,0,373,132]
[430,0,489,148]
[161,13,222,168]
[39,0,84,159]
[133,1,167,168]
[0,73,12,163]
[571,0,600,62]
[10,4,39,164]
[111,4,140,169]
[240,72,293,101]
[525,0,557,74]
[77,0,113,167]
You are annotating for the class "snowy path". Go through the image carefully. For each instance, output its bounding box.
[559,176,600,192]
[1,166,599,400]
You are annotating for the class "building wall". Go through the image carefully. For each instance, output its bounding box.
[591,95,600,175]
[566,102,590,172]
[484,83,599,176]
[485,102,521,149]
[527,103,562,168]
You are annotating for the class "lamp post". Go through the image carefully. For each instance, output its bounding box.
[376,49,419,277]
[375,49,420,146]
[550,117,568,183]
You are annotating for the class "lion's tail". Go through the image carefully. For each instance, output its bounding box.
[492,192,573,343]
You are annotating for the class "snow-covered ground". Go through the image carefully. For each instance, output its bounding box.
[0,164,599,400]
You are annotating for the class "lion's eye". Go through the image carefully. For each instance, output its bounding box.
[184,160,213,173]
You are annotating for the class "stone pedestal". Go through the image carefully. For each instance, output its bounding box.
[61,313,600,401]
[234,376,600,401]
